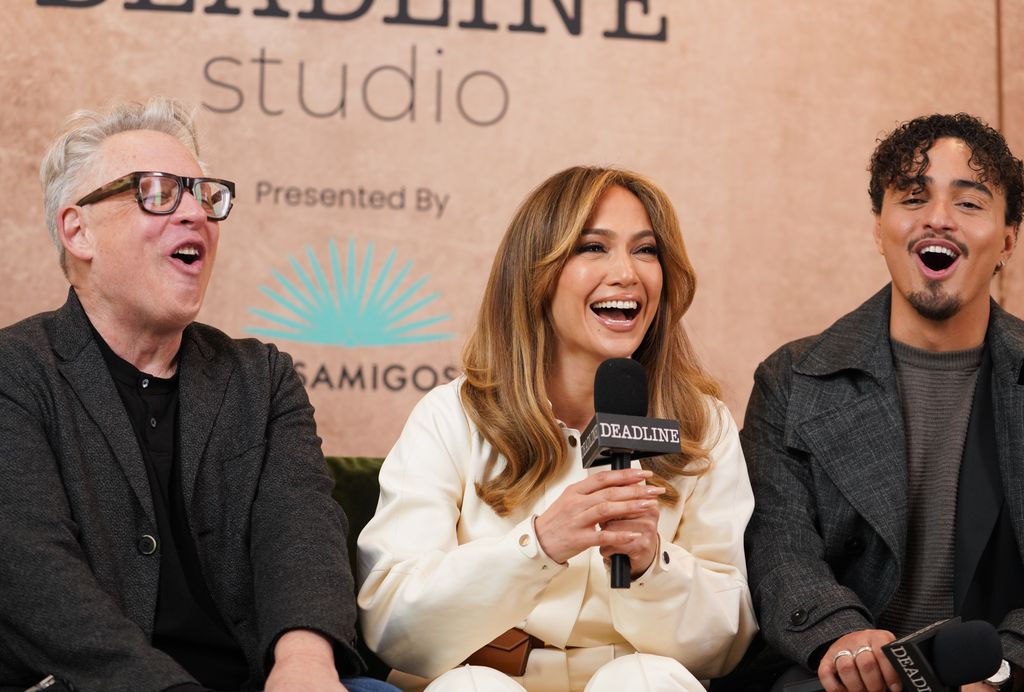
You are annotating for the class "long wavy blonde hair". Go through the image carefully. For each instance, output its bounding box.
[461,166,721,515]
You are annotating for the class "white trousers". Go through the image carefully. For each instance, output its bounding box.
[416,652,707,692]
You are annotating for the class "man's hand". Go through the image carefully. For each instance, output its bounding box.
[265,629,349,692]
[818,629,901,692]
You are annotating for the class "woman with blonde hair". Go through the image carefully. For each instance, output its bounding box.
[357,166,756,691]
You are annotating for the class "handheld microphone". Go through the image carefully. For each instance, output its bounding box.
[882,618,1002,691]
[782,618,1002,691]
[581,358,680,588]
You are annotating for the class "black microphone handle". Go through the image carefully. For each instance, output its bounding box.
[610,452,631,589]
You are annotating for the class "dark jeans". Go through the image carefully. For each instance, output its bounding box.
[338,677,401,692]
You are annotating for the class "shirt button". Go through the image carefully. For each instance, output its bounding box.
[149,417,157,428]
[662,550,670,565]
[141,378,149,389]
[790,608,808,626]
[137,534,158,555]
[519,534,530,547]
[567,435,578,448]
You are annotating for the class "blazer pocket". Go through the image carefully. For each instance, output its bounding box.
[210,436,268,465]
[192,440,268,542]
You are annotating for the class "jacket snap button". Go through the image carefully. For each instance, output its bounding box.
[138,534,158,555]
[567,435,577,448]
[790,608,808,626]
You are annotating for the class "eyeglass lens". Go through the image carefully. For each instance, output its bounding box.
[138,175,232,219]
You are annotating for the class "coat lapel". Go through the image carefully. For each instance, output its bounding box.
[790,286,907,562]
[989,306,1024,555]
[954,350,1001,611]
[177,325,233,509]
[52,290,155,521]
[795,383,907,561]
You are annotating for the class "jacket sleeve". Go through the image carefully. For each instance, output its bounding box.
[248,345,363,676]
[999,612,1024,669]
[356,385,567,679]
[607,401,758,679]
[0,355,194,691]
[742,352,873,668]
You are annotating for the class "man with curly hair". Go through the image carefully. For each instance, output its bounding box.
[741,114,1024,692]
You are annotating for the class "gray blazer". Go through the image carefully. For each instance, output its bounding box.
[743,286,1024,668]
[0,290,360,691]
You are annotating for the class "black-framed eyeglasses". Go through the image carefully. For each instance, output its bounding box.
[75,171,236,221]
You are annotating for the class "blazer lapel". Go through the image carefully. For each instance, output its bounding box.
[177,326,233,509]
[52,291,154,521]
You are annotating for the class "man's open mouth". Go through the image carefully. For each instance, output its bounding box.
[591,299,640,321]
[171,245,202,266]
[917,243,960,272]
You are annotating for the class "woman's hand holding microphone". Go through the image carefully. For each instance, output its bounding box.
[534,468,664,578]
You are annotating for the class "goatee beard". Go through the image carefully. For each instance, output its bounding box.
[908,281,961,321]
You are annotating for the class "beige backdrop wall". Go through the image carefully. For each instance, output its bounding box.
[1,1,1018,455]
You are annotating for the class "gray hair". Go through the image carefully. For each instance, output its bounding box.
[39,96,203,271]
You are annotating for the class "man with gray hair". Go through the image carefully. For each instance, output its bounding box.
[0,97,396,692]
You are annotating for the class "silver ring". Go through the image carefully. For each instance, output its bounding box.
[833,649,853,664]
[854,645,873,657]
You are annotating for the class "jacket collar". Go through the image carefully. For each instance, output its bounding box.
[52,286,219,368]
[51,287,97,363]
[793,284,1024,384]
[793,285,895,383]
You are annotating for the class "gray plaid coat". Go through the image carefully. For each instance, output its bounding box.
[743,286,1024,668]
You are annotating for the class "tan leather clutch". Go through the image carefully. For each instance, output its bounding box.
[462,627,543,677]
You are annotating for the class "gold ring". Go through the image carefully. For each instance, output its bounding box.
[833,649,853,664]
[854,645,873,656]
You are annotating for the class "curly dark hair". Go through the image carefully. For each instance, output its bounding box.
[868,113,1024,227]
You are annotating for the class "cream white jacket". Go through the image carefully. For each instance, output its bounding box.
[357,377,757,684]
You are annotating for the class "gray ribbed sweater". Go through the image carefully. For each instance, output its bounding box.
[877,340,984,636]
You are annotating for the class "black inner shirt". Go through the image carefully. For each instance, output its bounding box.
[94,331,249,691]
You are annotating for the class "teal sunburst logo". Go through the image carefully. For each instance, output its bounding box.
[245,238,453,347]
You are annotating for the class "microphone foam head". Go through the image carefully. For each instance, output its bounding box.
[594,358,647,417]
[932,619,1002,686]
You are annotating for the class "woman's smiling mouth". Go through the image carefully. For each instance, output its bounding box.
[590,299,641,324]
